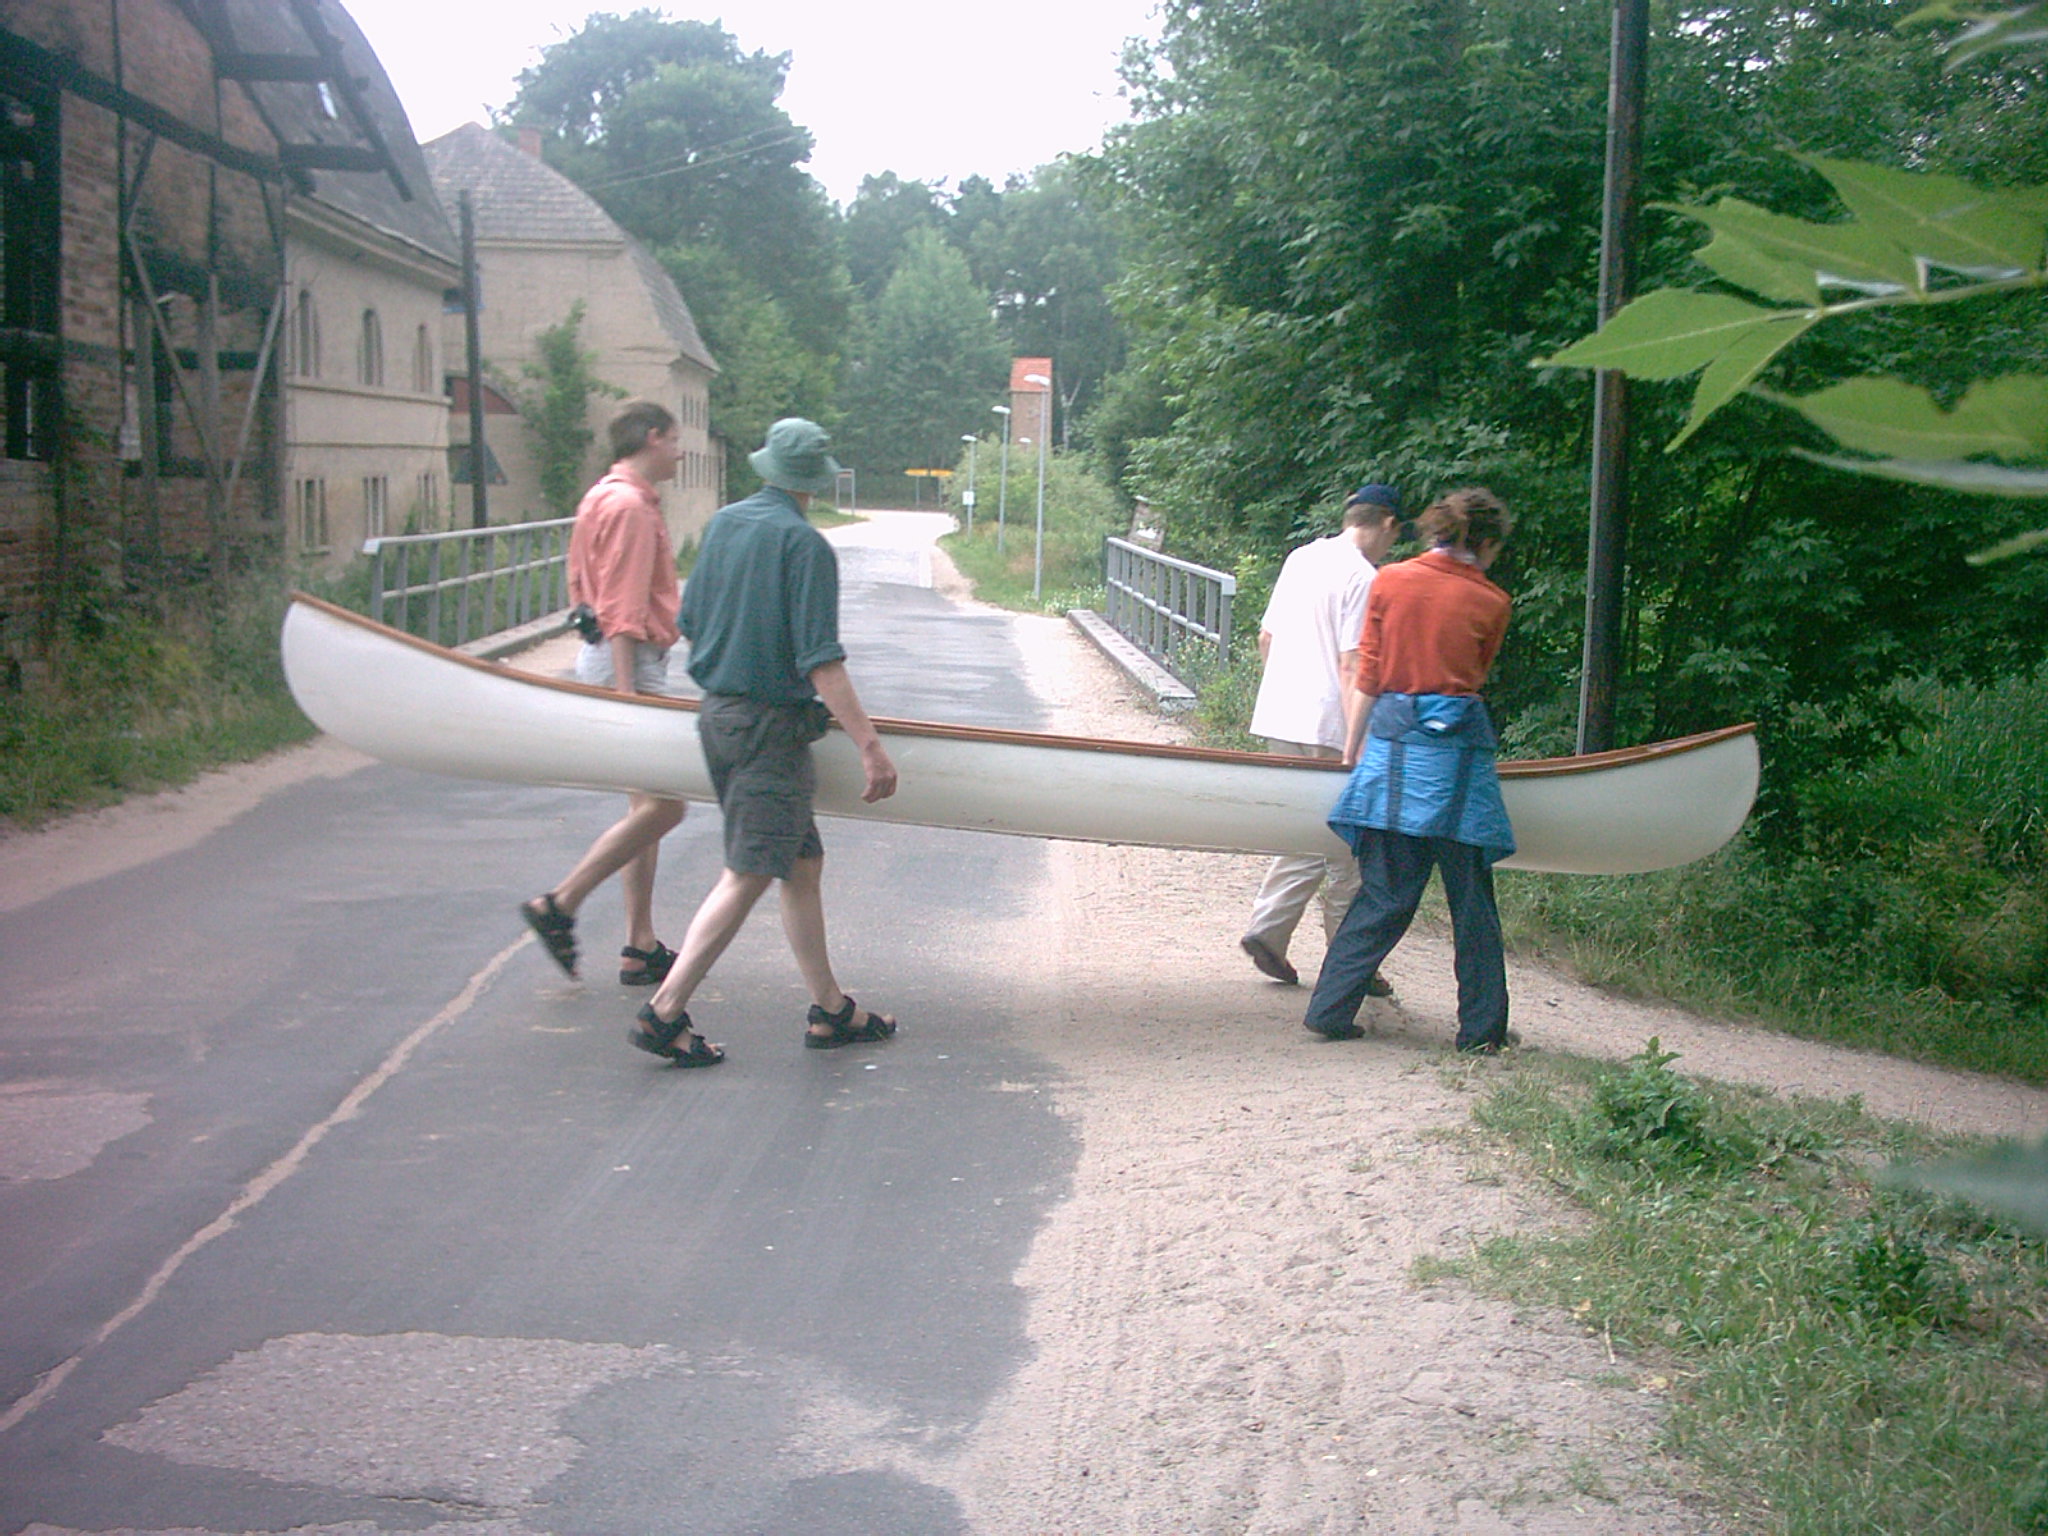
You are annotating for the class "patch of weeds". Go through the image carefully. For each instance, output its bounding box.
[1562,1453,1613,1501]
[1463,1050,2048,1532]
[1588,1038,1755,1174]
[1820,1216,1969,1331]
[1409,1253,1466,1285]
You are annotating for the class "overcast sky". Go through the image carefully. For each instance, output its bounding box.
[341,0,1165,207]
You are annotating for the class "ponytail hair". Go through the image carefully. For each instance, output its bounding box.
[1416,486,1512,550]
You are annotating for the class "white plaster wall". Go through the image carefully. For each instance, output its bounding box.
[283,232,455,566]
[450,241,718,547]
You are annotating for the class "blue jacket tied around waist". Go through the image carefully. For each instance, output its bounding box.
[1328,693,1516,865]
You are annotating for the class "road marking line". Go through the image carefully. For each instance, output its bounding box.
[0,937,529,1437]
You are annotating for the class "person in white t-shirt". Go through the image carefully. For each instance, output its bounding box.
[1241,483,1403,987]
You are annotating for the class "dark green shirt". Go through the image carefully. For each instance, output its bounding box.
[681,487,846,702]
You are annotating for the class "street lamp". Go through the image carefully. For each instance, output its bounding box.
[1024,372,1051,601]
[960,432,977,532]
[991,403,1012,554]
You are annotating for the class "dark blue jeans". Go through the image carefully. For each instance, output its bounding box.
[1303,828,1509,1050]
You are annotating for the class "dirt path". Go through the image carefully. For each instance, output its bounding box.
[8,582,2045,1533]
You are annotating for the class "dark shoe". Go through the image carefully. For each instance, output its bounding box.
[1241,935,1300,986]
[522,893,578,978]
[630,1003,725,1068]
[1365,972,1394,998]
[805,995,898,1049]
[618,941,677,986]
[1305,1020,1366,1041]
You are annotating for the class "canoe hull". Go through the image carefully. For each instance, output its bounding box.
[281,597,1758,876]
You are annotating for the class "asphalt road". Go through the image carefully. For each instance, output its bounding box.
[0,514,1076,1535]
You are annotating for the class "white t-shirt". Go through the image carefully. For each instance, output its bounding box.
[1248,534,1375,749]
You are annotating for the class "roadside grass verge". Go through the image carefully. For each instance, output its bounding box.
[1447,1044,2048,1533]
[939,452,1124,616]
[1497,849,2048,1085]
[0,576,314,829]
[941,514,1106,616]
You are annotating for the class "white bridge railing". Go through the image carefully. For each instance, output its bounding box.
[364,518,575,648]
[1101,536,1236,678]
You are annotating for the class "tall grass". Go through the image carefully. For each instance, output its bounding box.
[1461,1048,2048,1533]
[0,574,315,828]
[1499,665,2048,1083]
[940,449,1124,614]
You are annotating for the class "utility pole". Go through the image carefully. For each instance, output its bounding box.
[1578,0,1649,755]
[460,191,488,529]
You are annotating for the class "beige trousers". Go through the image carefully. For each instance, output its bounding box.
[1243,737,1360,956]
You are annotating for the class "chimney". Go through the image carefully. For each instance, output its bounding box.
[517,126,543,159]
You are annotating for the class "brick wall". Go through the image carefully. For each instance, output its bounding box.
[1,0,284,670]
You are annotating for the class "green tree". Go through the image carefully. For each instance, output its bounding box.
[838,230,1009,482]
[842,173,950,302]
[523,302,620,515]
[504,11,853,484]
[966,161,1126,441]
[1092,0,2048,782]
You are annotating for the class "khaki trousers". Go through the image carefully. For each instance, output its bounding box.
[1243,737,1360,956]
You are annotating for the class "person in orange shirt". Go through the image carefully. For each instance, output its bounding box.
[1304,487,1518,1053]
[520,400,689,985]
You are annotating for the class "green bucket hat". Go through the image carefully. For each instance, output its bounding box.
[749,417,842,496]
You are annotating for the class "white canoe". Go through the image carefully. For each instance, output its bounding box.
[281,595,1758,876]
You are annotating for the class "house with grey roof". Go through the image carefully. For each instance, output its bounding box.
[232,0,465,565]
[421,123,720,548]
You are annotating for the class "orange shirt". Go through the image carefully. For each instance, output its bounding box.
[1356,549,1510,697]
[567,464,681,648]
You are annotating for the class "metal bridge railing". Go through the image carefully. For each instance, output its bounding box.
[364,518,575,648]
[1102,536,1235,678]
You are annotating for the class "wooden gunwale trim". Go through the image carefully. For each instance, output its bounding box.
[289,594,1756,780]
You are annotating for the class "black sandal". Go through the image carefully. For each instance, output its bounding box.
[522,893,578,978]
[630,1003,725,1068]
[804,995,898,1049]
[618,941,677,986]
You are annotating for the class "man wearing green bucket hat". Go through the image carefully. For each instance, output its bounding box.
[631,419,900,1068]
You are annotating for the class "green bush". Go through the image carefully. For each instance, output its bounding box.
[0,573,314,827]
[1588,1039,1757,1174]
[941,447,1124,613]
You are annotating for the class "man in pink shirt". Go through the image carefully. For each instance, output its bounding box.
[521,400,689,985]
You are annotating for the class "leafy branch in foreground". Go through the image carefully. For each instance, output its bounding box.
[1540,5,2048,563]
[1906,0,2048,68]
[1536,155,2048,487]
[1891,1136,2048,1238]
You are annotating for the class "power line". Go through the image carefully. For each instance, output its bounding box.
[577,125,811,193]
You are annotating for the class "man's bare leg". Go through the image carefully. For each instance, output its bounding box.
[541,793,686,918]
[778,854,894,1041]
[641,866,775,1029]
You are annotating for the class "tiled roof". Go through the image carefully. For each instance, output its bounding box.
[423,125,715,373]
[627,240,719,374]
[421,124,622,245]
[229,0,458,266]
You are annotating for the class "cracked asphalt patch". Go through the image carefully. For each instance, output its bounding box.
[100,1333,670,1512]
[0,1083,151,1183]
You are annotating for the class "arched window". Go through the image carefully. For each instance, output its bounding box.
[291,288,320,378]
[412,323,434,393]
[357,308,383,387]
